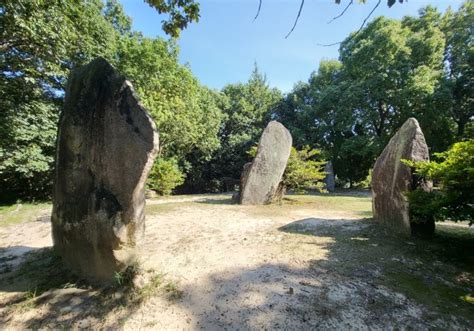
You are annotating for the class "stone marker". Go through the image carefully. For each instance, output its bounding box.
[240,121,292,205]
[371,117,433,235]
[51,58,159,283]
[324,161,336,192]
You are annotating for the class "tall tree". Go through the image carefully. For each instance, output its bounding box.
[0,0,123,200]
[440,1,474,138]
[214,65,282,182]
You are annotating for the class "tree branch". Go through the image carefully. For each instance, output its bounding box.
[327,0,353,24]
[317,0,381,47]
[253,0,262,21]
[317,41,342,47]
[285,0,305,39]
[355,0,381,35]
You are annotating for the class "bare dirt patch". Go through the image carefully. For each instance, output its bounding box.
[0,193,472,329]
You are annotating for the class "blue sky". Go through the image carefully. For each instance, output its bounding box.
[121,0,464,92]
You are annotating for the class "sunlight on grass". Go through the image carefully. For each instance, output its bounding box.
[245,193,373,218]
[0,203,51,227]
[285,194,372,212]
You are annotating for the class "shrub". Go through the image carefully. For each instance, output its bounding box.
[248,146,326,193]
[147,158,185,195]
[403,139,474,225]
[284,147,327,193]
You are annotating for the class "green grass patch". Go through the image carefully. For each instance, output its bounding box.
[384,271,473,320]
[0,202,51,227]
[145,202,182,215]
[247,193,373,218]
[285,194,372,212]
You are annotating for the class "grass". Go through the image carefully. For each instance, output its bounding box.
[0,202,51,227]
[246,193,373,218]
[145,202,182,215]
[281,219,474,324]
[164,280,184,301]
[283,194,372,212]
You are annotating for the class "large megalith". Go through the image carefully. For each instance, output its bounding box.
[239,121,292,205]
[51,58,159,283]
[371,117,433,236]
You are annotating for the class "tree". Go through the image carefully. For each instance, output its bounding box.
[0,0,124,201]
[439,1,474,138]
[273,5,465,187]
[116,36,221,160]
[145,0,200,38]
[212,65,282,184]
[115,33,223,194]
[148,157,185,195]
[283,147,327,193]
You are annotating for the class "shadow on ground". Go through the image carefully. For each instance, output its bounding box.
[174,218,474,329]
[279,218,474,325]
[0,218,472,329]
[0,247,171,328]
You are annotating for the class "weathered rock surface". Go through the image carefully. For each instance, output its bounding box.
[240,121,292,205]
[371,118,433,235]
[51,58,159,283]
[324,161,336,192]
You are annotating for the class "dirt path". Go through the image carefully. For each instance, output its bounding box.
[0,195,472,329]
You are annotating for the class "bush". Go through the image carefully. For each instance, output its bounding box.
[403,139,474,225]
[284,147,327,193]
[248,146,326,193]
[147,158,185,195]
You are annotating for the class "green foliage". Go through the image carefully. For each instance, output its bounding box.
[145,0,200,38]
[283,147,327,193]
[1,0,472,200]
[114,261,141,287]
[403,139,474,224]
[115,34,222,163]
[274,3,472,187]
[211,65,282,186]
[148,158,185,195]
[0,0,218,201]
[439,1,474,137]
[0,0,128,201]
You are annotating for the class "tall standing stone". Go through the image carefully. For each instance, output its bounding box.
[51,58,159,283]
[324,161,336,192]
[240,121,292,205]
[371,118,433,235]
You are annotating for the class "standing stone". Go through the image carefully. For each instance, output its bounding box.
[323,161,336,192]
[371,117,433,235]
[240,121,292,205]
[232,162,252,202]
[51,58,159,283]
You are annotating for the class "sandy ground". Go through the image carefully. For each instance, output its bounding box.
[0,195,472,329]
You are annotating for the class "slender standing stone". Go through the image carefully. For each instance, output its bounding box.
[240,121,292,205]
[324,161,336,192]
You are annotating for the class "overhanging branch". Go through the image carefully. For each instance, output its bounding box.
[328,0,353,24]
[285,0,305,39]
[253,0,262,21]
